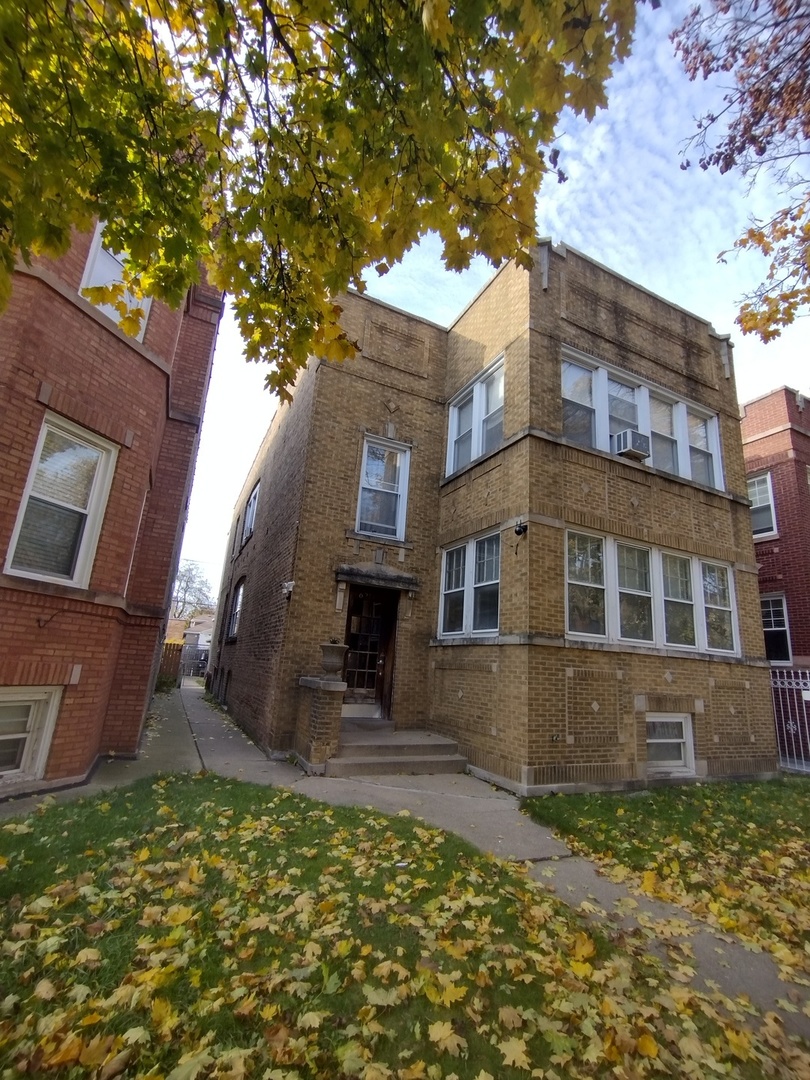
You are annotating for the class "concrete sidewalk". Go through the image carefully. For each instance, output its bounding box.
[2,681,808,1041]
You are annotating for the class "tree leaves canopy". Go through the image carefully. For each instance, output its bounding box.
[672,0,810,342]
[0,0,640,397]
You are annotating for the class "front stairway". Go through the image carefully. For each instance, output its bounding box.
[324,727,468,778]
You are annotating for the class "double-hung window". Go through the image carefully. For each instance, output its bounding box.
[747,473,776,537]
[446,361,504,474]
[0,687,61,780]
[6,415,117,589]
[566,531,737,654]
[560,348,723,489]
[440,533,500,636]
[80,224,152,341]
[242,483,260,544]
[227,580,244,638]
[356,437,410,540]
[761,596,791,663]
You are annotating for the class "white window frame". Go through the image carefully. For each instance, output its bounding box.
[761,594,792,665]
[747,473,777,538]
[0,687,62,782]
[5,414,118,589]
[439,531,501,637]
[560,347,724,490]
[446,359,504,475]
[646,713,695,777]
[80,223,152,342]
[355,436,411,541]
[565,530,738,655]
[227,581,244,639]
[242,484,260,545]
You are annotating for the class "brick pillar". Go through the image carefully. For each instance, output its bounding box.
[296,675,346,772]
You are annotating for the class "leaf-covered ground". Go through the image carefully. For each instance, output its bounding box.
[523,778,810,986]
[1,774,808,1079]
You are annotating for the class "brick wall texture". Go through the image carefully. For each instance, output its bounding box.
[0,237,222,789]
[741,386,810,664]
[212,242,777,793]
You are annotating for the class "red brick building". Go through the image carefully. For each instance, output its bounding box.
[0,227,222,792]
[741,387,810,667]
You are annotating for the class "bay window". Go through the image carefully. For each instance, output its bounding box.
[566,531,737,654]
[440,533,500,636]
[447,361,504,474]
[560,348,723,489]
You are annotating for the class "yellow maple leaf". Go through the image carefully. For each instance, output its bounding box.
[165,904,195,926]
[571,932,595,961]
[498,1036,531,1069]
[636,1033,658,1058]
[427,1020,467,1057]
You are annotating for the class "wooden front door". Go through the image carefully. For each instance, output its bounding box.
[343,586,399,717]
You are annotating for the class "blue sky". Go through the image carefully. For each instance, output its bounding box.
[182,1,809,593]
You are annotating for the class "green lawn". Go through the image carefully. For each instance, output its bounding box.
[1,775,808,1078]
[523,778,810,984]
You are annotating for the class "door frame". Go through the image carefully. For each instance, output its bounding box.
[343,585,399,719]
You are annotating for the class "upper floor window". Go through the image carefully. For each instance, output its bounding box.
[242,484,260,545]
[227,580,244,638]
[747,473,776,537]
[566,530,737,654]
[440,532,500,636]
[761,596,791,663]
[560,350,724,490]
[356,437,410,541]
[5,415,117,589]
[447,361,504,474]
[80,224,151,342]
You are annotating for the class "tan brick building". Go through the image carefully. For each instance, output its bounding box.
[211,241,777,793]
[0,227,222,792]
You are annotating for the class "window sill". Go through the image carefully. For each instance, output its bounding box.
[3,566,88,591]
[345,530,413,549]
[431,634,501,646]
[753,532,779,542]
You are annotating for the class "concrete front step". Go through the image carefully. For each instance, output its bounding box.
[337,731,461,759]
[325,753,468,778]
[325,729,468,777]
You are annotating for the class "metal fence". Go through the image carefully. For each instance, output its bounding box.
[771,669,810,773]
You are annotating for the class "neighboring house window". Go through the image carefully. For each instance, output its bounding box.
[356,437,410,540]
[5,415,117,589]
[566,531,737,653]
[447,361,504,474]
[440,532,500,636]
[227,581,244,638]
[560,348,724,489]
[747,473,776,537]
[80,224,152,342]
[646,713,695,777]
[242,484,260,544]
[761,596,791,663]
[0,687,61,780]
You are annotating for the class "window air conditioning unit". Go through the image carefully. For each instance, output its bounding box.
[613,429,650,461]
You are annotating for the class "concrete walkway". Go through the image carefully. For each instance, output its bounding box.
[2,681,808,1041]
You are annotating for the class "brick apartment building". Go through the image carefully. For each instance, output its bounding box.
[741,387,810,668]
[0,226,222,792]
[211,241,777,794]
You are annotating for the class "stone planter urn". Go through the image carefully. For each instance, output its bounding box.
[319,641,348,675]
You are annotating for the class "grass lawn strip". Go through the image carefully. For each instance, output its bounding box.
[523,778,810,988]
[0,774,806,1078]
